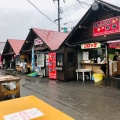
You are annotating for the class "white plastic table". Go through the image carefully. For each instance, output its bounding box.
[76,69,92,81]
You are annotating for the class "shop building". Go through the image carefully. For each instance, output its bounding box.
[63,0,120,80]
[0,42,5,68]
[20,28,68,77]
[52,43,77,81]
[2,39,24,69]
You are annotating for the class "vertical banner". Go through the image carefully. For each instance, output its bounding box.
[48,53,56,80]
[31,47,35,72]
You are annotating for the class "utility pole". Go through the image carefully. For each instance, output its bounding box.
[58,0,60,32]
[53,0,61,32]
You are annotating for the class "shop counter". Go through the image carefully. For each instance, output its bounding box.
[0,95,74,120]
[80,63,105,74]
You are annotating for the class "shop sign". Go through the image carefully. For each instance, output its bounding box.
[34,38,43,45]
[81,42,101,49]
[93,16,120,36]
[108,42,120,48]
[48,53,56,79]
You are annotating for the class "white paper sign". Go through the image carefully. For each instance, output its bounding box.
[113,62,117,72]
[83,51,89,60]
[4,108,44,120]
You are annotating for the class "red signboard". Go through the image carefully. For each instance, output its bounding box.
[93,16,120,36]
[108,42,120,48]
[48,53,56,80]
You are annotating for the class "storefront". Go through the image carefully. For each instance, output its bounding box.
[107,41,120,77]
[63,0,120,80]
[34,38,49,77]
[20,28,68,77]
[54,47,77,81]
[80,42,107,76]
[2,39,24,70]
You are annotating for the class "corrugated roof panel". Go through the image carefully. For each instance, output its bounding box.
[32,28,69,51]
[8,39,25,55]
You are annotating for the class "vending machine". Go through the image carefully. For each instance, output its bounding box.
[48,53,56,80]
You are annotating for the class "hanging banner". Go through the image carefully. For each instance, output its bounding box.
[93,16,120,36]
[81,42,101,49]
[48,53,56,80]
[108,42,120,48]
[31,47,35,72]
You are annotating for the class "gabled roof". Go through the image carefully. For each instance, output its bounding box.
[32,28,69,51]
[5,39,25,55]
[64,0,120,45]
[8,39,25,55]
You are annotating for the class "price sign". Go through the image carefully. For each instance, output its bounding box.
[81,42,101,49]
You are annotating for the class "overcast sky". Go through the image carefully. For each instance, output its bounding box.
[0,0,119,42]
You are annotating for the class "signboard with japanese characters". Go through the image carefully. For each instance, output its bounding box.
[93,16,120,36]
[108,42,120,48]
[81,42,101,49]
[48,53,56,80]
[34,38,43,45]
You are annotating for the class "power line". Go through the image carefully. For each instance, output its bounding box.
[61,1,74,32]
[61,3,82,12]
[53,0,61,32]
[27,0,59,27]
[76,0,91,6]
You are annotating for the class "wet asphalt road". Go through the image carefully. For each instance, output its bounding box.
[1,70,120,120]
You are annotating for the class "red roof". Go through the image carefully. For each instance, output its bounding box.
[8,39,25,55]
[32,28,69,51]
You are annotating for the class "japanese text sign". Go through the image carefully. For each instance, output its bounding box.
[34,38,43,45]
[108,42,120,48]
[48,53,56,79]
[93,16,120,36]
[81,42,101,49]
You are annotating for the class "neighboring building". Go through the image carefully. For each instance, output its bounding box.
[20,28,69,77]
[62,0,120,80]
[2,39,25,69]
[0,42,5,54]
[0,42,5,68]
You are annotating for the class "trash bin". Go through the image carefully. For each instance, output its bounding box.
[93,73,104,82]
[27,67,30,73]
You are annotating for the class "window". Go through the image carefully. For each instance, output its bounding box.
[56,53,63,66]
[16,57,21,65]
[82,44,106,61]
[37,54,44,67]
[89,48,105,60]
